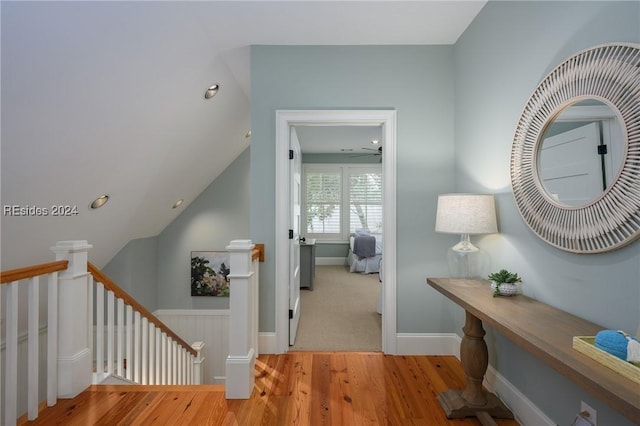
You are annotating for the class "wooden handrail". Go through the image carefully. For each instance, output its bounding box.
[88,262,197,357]
[252,243,265,262]
[0,260,69,284]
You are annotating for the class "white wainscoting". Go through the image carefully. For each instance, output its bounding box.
[154,309,229,384]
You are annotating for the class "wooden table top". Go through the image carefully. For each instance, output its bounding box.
[427,278,640,422]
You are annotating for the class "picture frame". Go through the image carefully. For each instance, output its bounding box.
[190,251,231,297]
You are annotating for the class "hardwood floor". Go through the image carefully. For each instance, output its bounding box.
[22,352,519,425]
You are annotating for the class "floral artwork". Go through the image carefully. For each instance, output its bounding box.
[191,251,231,297]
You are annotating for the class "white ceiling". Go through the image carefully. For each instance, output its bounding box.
[1,1,486,269]
[295,125,383,154]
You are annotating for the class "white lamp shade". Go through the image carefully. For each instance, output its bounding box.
[435,194,498,235]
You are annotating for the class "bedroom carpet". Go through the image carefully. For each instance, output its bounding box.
[291,265,382,351]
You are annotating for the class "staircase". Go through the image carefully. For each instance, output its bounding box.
[1,239,262,425]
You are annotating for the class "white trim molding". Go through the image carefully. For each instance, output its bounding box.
[275,109,397,355]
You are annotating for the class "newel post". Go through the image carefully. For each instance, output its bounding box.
[225,239,256,399]
[50,240,93,398]
[191,341,205,385]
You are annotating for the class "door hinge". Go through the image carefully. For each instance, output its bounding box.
[289,309,293,319]
[289,149,294,159]
[288,229,294,239]
[597,144,608,155]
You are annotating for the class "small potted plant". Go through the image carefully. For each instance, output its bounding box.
[488,269,522,297]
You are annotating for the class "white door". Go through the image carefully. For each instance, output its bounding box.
[539,122,604,205]
[289,127,302,345]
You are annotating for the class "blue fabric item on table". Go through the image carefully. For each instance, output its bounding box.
[594,330,638,360]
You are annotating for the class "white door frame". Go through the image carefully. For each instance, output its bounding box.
[275,109,397,354]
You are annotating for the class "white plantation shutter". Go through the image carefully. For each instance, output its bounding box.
[305,169,342,236]
[349,169,382,234]
[303,164,382,241]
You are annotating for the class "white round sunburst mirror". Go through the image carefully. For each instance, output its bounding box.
[510,43,640,253]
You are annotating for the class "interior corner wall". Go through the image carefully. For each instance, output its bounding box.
[102,236,158,311]
[155,147,250,309]
[103,148,250,311]
[251,46,459,333]
[453,1,640,425]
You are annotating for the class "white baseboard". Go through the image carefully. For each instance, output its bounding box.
[259,332,278,354]
[396,332,461,356]
[315,257,347,266]
[484,364,555,426]
[395,333,553,426]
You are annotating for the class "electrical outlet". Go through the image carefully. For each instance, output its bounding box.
[581,401,597,425]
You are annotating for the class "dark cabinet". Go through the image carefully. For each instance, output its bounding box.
[300,239,316,290]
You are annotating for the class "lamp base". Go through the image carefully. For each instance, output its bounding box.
[447,234,489,279]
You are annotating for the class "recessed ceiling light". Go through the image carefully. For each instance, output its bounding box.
[89,195,109,210]
[245,129,252,139]
[204,84,219,99]
[371,139,380,145]
[172,199,184,209]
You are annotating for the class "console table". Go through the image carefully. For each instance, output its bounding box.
[426,278,640,424]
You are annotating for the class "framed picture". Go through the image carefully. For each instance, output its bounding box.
[191,251,231,297]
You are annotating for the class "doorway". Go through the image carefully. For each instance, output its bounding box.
[274,110,397,354]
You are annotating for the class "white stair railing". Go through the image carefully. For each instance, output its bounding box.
[1,259,68,424]
[88,263,205,386]
[1,240,93,425]
[0,240,206,425]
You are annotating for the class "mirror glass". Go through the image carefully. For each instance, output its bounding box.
[537,99,625,206]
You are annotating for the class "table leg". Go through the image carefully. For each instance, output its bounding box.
[437,311,514,424]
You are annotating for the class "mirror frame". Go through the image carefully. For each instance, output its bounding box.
[510,43,640,253]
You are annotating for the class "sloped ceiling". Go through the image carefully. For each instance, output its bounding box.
[1,1,486,270]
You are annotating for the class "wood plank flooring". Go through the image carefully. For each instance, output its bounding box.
[21,352,520,425]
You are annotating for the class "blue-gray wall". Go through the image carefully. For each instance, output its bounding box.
[454,1,639,425]
[103,236,158,310]
[251,45,457,334]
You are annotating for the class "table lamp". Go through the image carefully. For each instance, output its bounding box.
[435,194,498,278]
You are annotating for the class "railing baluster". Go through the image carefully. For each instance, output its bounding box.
[47,272,58,406]
[182,349,186,384]
[96,282,105,380]
[126,305,133,381]
[172,343,178,384]
[185,354,193,385]
[142,317,148,385]
[87,273,93,373]
[148,322,155,385]
[107,291,115,376]
[178,345,183,385]
[134,311,141,383]
[5,281,19,426]
[161,333,167,385]
[27,276,39,420]
[155,328,161,384]
[184,349,189,384]
[117,298,124,377]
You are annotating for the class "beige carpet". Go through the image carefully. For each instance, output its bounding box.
[291,265,382,351]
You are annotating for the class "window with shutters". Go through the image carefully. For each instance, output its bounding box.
[302,164,382,241]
